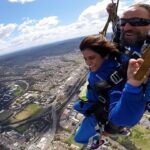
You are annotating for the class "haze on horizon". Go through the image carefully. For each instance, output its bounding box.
[0,0,150,55]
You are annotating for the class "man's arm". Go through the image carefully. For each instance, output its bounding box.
[106,3,120,43]
[108,59,149,127]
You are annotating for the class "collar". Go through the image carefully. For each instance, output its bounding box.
[90,58,118,80]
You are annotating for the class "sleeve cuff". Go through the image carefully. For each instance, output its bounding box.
[124,82,142,94]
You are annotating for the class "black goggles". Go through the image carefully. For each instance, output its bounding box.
[119,18,150,26]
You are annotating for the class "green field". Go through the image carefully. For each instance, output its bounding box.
[66,133,83,148]
[9,103,42,123]
[13,85,23,97]
[113,124,150,150]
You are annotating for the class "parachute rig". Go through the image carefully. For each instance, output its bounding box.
[100,0,119,36]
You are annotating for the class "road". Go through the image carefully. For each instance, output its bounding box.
[42,99,57,150]
[27,95,57,150]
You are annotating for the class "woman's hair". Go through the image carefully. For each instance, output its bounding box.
[80,34,118,58]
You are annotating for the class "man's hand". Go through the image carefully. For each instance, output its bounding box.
[127,58,150,87]
[106,3,117,22]
[106,3,116,14]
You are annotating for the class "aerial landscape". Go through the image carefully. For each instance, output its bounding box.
[0,37,149,150]
[0,37,88,150]
[0,0,150,150]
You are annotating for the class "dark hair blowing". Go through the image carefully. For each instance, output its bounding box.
[80,35,118,58]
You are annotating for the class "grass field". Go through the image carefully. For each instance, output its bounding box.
[13,85,23,97]
[66,133,83,148]
[9,103,42,123]
[113,124,150,150]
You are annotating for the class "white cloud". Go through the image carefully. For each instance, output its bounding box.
[0,0,126,54]
[1,0,150,55]
[133,0,150,3]
[8,0,35,4]
[18,16,59,33]
[4,1,109,53]
[36,16,59,29]
[0,23,17,39]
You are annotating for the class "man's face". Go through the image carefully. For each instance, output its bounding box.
[120,7,150,47]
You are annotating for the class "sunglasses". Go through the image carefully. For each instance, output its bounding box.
[120,18,150,26]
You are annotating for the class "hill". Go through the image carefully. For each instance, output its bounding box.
[0,37,84,66]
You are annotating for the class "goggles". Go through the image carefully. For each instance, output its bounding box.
[120,18,150,26]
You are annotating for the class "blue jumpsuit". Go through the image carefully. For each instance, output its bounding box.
[124,46,150,104]
[74,56,147,144]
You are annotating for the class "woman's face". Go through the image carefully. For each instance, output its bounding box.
[82,48,105,72]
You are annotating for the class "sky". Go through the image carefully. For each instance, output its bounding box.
[0,0,150,55]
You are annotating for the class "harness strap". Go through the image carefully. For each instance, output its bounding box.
[80,83,127,134]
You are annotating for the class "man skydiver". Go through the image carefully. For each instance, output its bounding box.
[106,3,150,114]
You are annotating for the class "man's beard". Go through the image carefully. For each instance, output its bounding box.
[120,32,145,47]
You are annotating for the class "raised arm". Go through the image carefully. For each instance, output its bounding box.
[108,58,149,127]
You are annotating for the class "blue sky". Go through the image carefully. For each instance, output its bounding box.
[0,0,150,55]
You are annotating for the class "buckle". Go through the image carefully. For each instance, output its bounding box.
[110,71,123,85]
[98,96,106,104]
[131,51,141,59]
